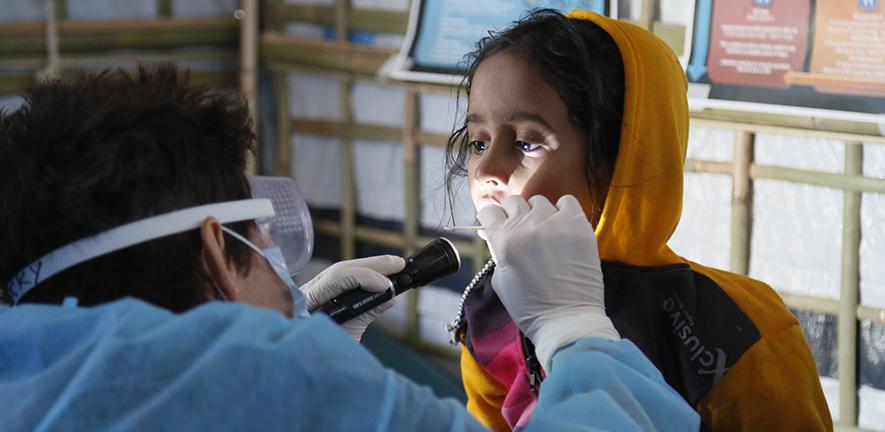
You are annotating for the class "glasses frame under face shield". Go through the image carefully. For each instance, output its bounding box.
[8,177,314,306]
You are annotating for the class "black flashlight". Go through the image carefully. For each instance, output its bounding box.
[312,237,461,324]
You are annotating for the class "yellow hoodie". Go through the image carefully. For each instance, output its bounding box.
[456,10,833,431]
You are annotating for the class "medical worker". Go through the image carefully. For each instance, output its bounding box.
[0,64,698,430]
[443,8,831,431]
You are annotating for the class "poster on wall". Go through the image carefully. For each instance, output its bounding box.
[683,0,885,124]
[382,0,616,84]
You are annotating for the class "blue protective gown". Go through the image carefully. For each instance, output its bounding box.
[0,299,698,431]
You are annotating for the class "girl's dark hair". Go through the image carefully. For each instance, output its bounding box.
[445,8,624,221]
[0,64,255,311]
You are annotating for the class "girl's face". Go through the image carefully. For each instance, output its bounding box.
[467,50,597,219]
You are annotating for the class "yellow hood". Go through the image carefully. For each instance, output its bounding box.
[568,10,689,267]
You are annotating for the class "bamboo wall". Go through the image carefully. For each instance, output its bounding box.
[0,1,241,91]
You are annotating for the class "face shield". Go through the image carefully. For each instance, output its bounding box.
[248,176,313,274]
[7,176,314,316]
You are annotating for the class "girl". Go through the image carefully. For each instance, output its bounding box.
[445,8,832,431]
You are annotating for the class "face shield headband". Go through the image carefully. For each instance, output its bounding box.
[7,177,314,306]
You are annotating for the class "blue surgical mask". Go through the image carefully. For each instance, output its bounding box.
[261,246,309,318]
[221,226,309,319]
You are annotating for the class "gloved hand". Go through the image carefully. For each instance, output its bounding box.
[477,194,619,372]
[300,255,405,341]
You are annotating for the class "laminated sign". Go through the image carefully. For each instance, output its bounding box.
[685,0,885,122]
[382,0,615,84]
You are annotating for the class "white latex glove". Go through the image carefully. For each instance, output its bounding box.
[300,255,405,342]
[477,194,619,372]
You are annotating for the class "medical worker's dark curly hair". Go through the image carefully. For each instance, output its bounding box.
[445,8,624,224]
[0,64,254,311]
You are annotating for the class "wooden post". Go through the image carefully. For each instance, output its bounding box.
[336,0,356,260]
[730,131,754,275]
[157,0,172,17]
[838,142,862,427]
[340,80,356,260]
[335,0,348,42]
[239,0,259,175]
[39,0,61,79]
[274,71,291,177]
[403,90,421,342]
[54,0,67,19]
[403,91,420,254]
[639,0,655,31]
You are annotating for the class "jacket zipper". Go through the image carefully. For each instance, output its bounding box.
[445,259,544,392]
[445,259,495,346]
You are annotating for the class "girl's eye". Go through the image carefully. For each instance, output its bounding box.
[469,140,488,154]
[516,140,541,153]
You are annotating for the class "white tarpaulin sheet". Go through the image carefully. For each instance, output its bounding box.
[669,126,734,270]
[290,133,343,209]
[750,134,845,300]
[862,144,885,310]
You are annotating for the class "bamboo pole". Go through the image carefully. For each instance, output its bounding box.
[270,0,285,32]
[55,0,67,19]
[857,305,885,325]
[639,0,654,30]
[402,91,420,253]
[649,20,685,56]
[403,89,422,343]
[313,219,343,236]
[838,142,862,428]
[264,61,453,95]
[239,0,259,175]
[340,79,356,261]
[265,3,409,34]
[692,110,885,140]
[52,50,237,67]
[417,130,451,148]
[260,33,396,75]
[264,59,373,80]
[0,18,235,34]
[38,0,60,79]
[730,131,754,275]
[290,119,401,142]
[274,71,291,176]
[314,220,405,249]
[356,227,407,249]
[778,293,885,326]
[335,0,348,41]
[335,0,356,261]
[779,293,841,315]
[750,164,885,194]
[158,0,172,17]
[684,159,732,175]
[0,18,239,56]
[693,118,885,145]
